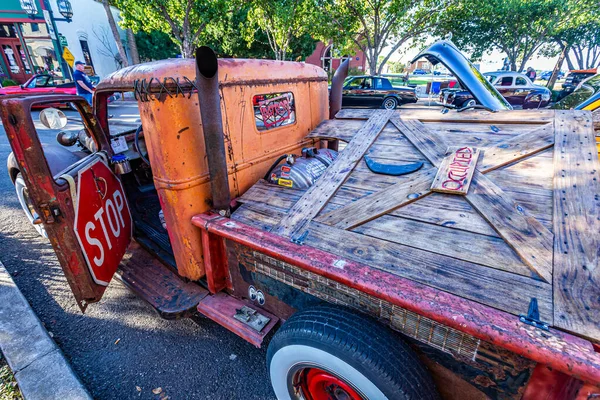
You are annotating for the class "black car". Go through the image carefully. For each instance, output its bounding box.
[342,76,418,109]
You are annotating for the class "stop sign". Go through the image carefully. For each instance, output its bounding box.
[74,159,132,285]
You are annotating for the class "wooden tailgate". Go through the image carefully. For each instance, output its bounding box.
[235,108,600,342]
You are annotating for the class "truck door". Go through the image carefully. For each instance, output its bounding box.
[0,95,132,311]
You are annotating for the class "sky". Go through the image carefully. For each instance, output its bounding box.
[384,37,563,73]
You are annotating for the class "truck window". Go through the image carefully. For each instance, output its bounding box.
[253,92,296,131]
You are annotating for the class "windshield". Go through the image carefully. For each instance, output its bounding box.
[552,74,600,110]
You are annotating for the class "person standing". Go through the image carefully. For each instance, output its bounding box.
[526,67,537,81]
[73,61,94,105]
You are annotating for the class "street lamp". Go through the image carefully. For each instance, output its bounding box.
[56,0,73,22]
[19,0,38,18]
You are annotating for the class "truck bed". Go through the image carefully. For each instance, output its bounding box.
[231,108,600,342]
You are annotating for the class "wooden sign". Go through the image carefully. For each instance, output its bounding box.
[430,146,481,195]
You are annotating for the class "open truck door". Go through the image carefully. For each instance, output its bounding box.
[0,95,131,311]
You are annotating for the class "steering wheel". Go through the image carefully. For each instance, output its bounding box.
[134,124,150,165]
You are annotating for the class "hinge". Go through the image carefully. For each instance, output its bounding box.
[519,298,549,331]
[38,203,61,224]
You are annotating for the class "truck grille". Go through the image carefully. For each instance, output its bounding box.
[252,251,480,361]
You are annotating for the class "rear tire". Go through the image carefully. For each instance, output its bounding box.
[15,173,47,238]
[382,97,398,110]
[267,304,439,400]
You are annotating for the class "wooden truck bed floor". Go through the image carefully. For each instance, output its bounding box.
[231,108,600,343]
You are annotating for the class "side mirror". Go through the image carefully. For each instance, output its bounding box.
[56,130,78,146]
[39,108,67,129]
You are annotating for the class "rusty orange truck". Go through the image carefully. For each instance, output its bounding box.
[2,41,600,399]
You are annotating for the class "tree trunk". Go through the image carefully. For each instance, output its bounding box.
[547,44,568,90]
[102,0,129,67]
[182,39,194,58]
[126,29,140,64]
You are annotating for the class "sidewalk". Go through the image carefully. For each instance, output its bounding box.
[0,261,91,400]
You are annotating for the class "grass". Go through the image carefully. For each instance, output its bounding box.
[0,356,21,400]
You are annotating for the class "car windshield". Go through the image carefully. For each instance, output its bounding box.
[552,74,600,110]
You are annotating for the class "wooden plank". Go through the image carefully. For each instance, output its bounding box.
[465,172,554,283]
[478,123,554,173]
[315,168,437,229]
[430,146,481,195]
[552,110,600,341]
[336,108,555,124]
[274,109,394,238]
[353,215,532,277]
[390,116,448,166]
[304,221,553,320]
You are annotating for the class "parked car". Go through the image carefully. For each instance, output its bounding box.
[558,69,597,100]
[412,69,428,75]
[539,70,564,81]
[342,75,418,109]
[439,71,551,109]
[0,74,76,96]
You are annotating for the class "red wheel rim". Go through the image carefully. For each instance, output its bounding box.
[298,368,363,400]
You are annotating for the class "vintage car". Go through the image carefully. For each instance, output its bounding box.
[0,74,76,96]
[3,41,600,400]
[439,71,551,109]
[558,68,598,99]
[342,75,418,109]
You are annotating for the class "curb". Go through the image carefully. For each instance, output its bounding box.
[0,261,92,400]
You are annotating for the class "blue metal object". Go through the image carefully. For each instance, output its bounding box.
[364,156,424,176]
[412,40,512,111]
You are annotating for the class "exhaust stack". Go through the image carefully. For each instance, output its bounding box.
[329,58,350,119]
[195,46,231,215]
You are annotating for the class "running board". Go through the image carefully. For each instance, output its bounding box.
[197,293,279,347]
[117,241,209,319]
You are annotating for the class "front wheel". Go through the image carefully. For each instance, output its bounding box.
[14,173,47,238]
[267,305,439,400]
[382,97,398,110]
[462,99,477,108]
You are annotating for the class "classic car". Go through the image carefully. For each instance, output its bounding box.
[0,74,76,96]
[539,70,565,81]
[439,71,551,109]
[342,75,418,109]
[558,68,597,99]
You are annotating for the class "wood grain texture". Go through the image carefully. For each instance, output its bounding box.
[353,215,532,277]
[552,110,600,340]
[335,108,555,124]
[274,109,394,238]
[390,116,448,167]
[478,123,554,173]
[305,221,553,319]
[466,172,554,283]
[315,168,437,229]
[430,146,481,195]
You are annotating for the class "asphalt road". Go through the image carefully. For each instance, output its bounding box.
[0,101,275,400]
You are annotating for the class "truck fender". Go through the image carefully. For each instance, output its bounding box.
[6,144,88,184]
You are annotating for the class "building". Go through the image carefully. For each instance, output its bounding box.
[305,42,366,74]
[0,0,131,84]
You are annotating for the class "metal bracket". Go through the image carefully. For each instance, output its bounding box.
[519,298,549,331]
[233,306,270,332]
[291,230,309,245]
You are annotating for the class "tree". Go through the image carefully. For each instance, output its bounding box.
[435,0,567,72]
[115,0,228,58]
[541,4,600,89]
[312,0,449,75]
[92,25,126,68]
[246,0,316,60]
[102,0,129,67]
[134,30,180,61]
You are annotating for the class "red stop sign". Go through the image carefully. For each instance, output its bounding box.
[74,159,132,285]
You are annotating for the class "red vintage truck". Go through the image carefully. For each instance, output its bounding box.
[2,41,600,399]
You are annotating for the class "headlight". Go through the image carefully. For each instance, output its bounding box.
[541,92,550,101]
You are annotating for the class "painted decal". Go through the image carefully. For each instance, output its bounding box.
[431,146,481,195]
